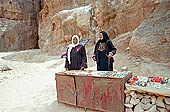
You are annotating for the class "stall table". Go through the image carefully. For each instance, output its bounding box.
[55,70,132,112]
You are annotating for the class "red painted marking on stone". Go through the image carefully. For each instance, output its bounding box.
[120,85,123,104]
[79,101,84,106]
[107,86,114,104]
[82,78,92,102]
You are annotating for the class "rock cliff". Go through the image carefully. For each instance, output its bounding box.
[0,0,41,51]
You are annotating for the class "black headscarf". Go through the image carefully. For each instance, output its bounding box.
[98,31,109,43]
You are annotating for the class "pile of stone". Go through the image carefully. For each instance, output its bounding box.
[125,90,170,112]
[125,75,170,112]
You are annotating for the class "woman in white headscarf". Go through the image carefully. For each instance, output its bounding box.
[65,35,88,70]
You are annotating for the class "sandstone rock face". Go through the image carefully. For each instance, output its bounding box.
[38,5,94,55]
[129,0,170,63]
[0,0,41,52]
[38,0,160,55]
[92,0,160,38]
[38,0,95,55]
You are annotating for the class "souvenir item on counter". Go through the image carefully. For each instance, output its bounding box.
[75,71,88,75]
[151,76,162,83]
[114,71,131,78]
[128,76,148,87]
[148,76,170,89]
[135,81,147,87]
[129,76,138,85]
[93,71,114,77]
[91,72,99,76]
[61,70,131,78]
[161,77,169,84]
[136,76,148,87]
[150,82,161,89]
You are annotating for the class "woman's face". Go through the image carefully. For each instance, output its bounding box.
[73,37,78,44]
[99,33,103,40]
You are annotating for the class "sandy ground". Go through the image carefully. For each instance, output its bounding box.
[0,50,96,112]
[0,49,169,112]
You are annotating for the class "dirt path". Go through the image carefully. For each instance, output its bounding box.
[0,52,95,112]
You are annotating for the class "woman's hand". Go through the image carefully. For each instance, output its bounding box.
[80,67,84,70]
[92,55,96,61]
[107,52,113,58]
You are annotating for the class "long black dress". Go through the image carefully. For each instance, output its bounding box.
[65,45,88,70]
[94,40,116,71]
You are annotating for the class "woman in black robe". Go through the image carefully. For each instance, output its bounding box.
[65,35,88,70]
[92,31,116,71]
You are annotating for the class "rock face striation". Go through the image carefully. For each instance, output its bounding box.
[129,0,170,63]
[38,0,160,55]
[0,0,41,51]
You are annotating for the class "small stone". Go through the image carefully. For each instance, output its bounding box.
[157,107,167,112]
[125,108,133,112]
[151,96,156,105]
[141,98,151,104]
[124,89,133,94]
[121,66,128,71]
[126,93,130,97]
[134,103,144,112]
[125,96,131,104]
[130,98,140,105]
[130,91,137,99]
[141,103,152,110]
[130,91,135,96]
[144,94,151,99]
[137,93,144,99]
[145,105,156,112]
[156,96,165,108]
[124,104,133,108]
[165,104,170,111]
[164,97,170,105]
[132,93,137,99]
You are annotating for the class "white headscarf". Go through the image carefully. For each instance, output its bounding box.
[67,35,80,64]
